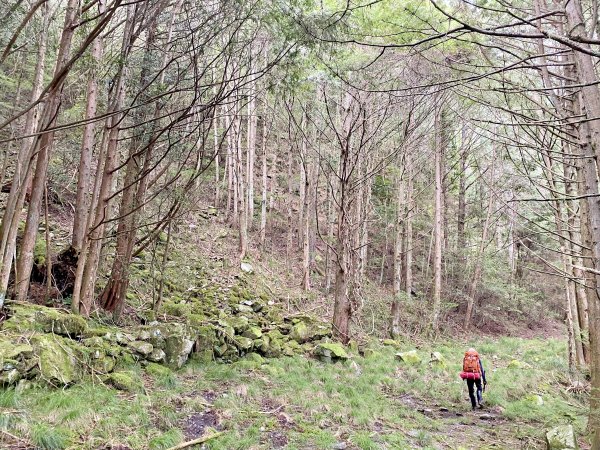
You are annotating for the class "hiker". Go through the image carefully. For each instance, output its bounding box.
[459,348,487,410]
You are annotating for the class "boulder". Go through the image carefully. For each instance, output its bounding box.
[147,349,166,363]
[546,425,578,450]
[315,343,349,362]
[382,339,402,349]
[32,334,83,385]
[216,320,235,339]
[240,262,254,273]
[244,352,264,364]
[3,303,86,336]
[429,351,446,368]
[395,350,421,365]
[0,339,35,375]
[128,341,153,357]
[242,326,262,340]
[228,316,249,333]
[526,394,544,406]
[191,325,216,363]
[289,322,310,343]
[34,309,87,336]
[145,362,173,378]
[163,329,194,369]
[289,319,331,344]
[90,353,116,374]
[234,337,254,351]
[105,371,143,392]
[508,359,531,369]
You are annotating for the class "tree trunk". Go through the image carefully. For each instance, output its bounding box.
[72,0,105,252]
[72,4,136,316]
[457,124,467,253]
[431,102,444,331]
[0,2,49,305]
[15,0,80,301]
[260,117,268,251]
[464,155,495,330]
[247,88,256,228]
[391,170,404,337]
[403,149,413,297]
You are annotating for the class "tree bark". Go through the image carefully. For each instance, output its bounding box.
[72,0,105,252]
[0,2,49,305]
[15,0,80,301]
[431,102,444,331]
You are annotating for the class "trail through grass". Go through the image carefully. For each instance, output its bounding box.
[0,337,588,449]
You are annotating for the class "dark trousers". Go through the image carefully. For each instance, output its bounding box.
[466,378,483,408]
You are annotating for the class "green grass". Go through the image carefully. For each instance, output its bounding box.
[0,337,588,449]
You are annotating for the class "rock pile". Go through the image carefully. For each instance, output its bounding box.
[0,299,333,388]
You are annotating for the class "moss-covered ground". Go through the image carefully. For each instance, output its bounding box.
[0,336,588,449]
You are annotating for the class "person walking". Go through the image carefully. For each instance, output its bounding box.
[460,348,487,409]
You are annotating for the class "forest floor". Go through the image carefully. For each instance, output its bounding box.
[0,336,589,450]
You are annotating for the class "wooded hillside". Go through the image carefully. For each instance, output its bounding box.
[0,0,599,448]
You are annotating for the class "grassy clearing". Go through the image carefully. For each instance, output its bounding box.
[0,337,588,449]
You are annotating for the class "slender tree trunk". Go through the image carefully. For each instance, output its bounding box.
[72,4,135,316]
[432,103,444,331]
[72,0,105,251]
[235,101,248,259]
[457,124,467,253]
[464,160,494,330]
[247,89,256,228]
[15,0,80,301]
[325,180,334,293]
[260,117,268,251]
[391,171,404,337]
[403,150,413,296]
[0,3,49,305]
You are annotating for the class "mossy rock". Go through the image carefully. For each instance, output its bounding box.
[508,359,531,369]
[137,310,156,324]
[105,371,143,392]
[146,362,173,378]
[163,325,195,369]
[382,339,402,349]
[34,308,87,336]
[289,322,310,343]
[214,343,228,357]
[161,302,191,317]
[128,341,154,357]
[429,351,446,368]
[315,343,349,362]
[260,335,283,357]
[395,350,421,365]
[0,337,36,384]
[82,337,122,357]
[546,425,578,449]
[244,352,264,364]
[234,337,253,351]
[242,326,262,340]
[82,326,114,338]
[191,325,216,363]
[90,353,116,374]
[187,314,206,328]
[3,303,86,336]
[216,320,235,339]
[227,316,249,333]
[147,349,166,363]
[31,334,84,385]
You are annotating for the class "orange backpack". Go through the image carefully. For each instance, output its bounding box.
[463,350,481,374]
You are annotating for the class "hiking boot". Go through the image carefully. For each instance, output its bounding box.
[478,403,484,409]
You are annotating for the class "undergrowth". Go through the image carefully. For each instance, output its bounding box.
[0,337,587,449]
